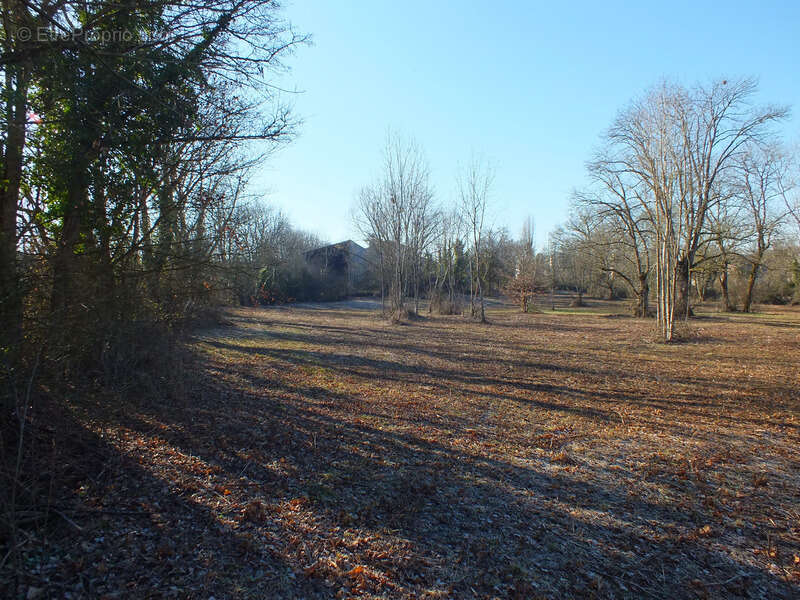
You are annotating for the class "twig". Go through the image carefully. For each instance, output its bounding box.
[704,573,745,587]
[625,577,663,599]
[51,508,84,532]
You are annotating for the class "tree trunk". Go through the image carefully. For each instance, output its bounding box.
[719,266,733,312]
[473,256,486,322]
[51,171,90,315]
[92,162,116,307]
[695,275,706,302]
[413,261,420,315]
[743,263,759,313]
[0,61,28,352]
[604,276,615,300]
[156,182,176,269]
[393,237,402,313]
[379,251,385,313]
[478,279,486,322]
[634,272,649,317]
[674,257,691,319]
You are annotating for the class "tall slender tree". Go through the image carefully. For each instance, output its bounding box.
[458,155,493,322]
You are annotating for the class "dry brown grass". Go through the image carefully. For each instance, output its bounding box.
[8,302,800,598]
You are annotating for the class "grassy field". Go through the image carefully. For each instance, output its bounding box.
[17,301,800,598]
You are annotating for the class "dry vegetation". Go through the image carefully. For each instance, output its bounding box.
[7,301,800,599]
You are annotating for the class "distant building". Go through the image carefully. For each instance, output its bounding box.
[303,240,369,295]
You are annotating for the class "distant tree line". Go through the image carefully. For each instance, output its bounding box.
[352,81,799,338]
[353,133,550,320]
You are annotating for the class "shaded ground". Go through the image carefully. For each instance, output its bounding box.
[6,303,800,598]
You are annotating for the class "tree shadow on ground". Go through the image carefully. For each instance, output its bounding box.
[12,305,798,599]
[2,392,346,599]
[200,330,799,434]
[91,333,800,599]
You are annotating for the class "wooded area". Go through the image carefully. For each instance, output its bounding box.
[2,2,800,598]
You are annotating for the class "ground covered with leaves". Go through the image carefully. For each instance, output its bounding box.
[5,302,800,598]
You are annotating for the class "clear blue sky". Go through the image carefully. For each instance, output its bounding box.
[254,0,800,247]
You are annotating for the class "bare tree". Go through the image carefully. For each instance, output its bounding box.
[221,202,292,304]
[706,205,743,312]
[355,184,391,309]
[551,226,597,307]
[408,188,440,314]
[672,79,787,317]
[575,157,654,316]
[355,132,435,316]
[780,150,800,237]
[737,145,791,312]
[430,209,465,314]
[605,79,787,340]
[505,217,541,312]
[605,82,683,338]
[458,156,493,322]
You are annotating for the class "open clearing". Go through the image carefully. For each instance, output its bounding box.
[22,303,800,598]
